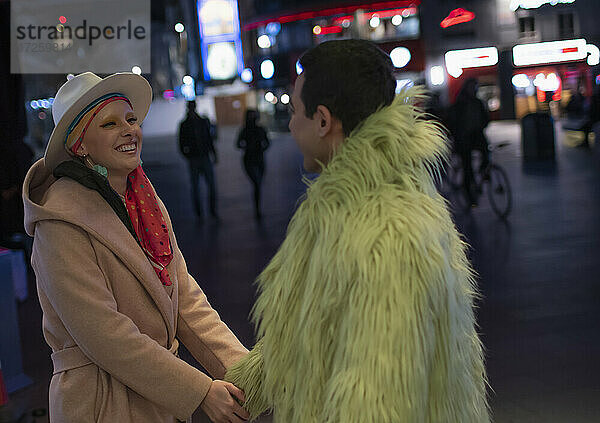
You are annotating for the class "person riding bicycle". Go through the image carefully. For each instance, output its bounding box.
[447,78,490,206]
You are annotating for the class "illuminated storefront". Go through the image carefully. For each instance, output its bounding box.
[240,1,422,87]
[417,0,600,120]
[511,38,599,118]
[237,0,424,126]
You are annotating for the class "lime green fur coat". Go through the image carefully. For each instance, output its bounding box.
[226,89,490,422]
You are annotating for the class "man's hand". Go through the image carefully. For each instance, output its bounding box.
[200,380,249,423]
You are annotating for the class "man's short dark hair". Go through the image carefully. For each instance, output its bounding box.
[298,39,396,136]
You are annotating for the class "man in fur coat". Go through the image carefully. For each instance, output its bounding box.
[226,40,489,422]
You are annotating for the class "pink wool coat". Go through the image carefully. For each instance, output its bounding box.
[23,159,248,422]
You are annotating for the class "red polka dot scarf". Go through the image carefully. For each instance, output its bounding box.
[124,167,173,286]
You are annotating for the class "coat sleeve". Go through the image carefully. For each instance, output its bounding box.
[155,195,248,379]
[320,227,438,422]
[32,220,211,421]
[175,253,249,379]
[225,338,270,420]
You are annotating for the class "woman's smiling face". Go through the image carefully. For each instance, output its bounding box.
[78,100,142,177]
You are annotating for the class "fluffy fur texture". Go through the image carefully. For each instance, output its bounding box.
[226,88,489,422]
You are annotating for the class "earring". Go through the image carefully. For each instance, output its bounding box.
[93,164,109,178]
[83,155,108,178]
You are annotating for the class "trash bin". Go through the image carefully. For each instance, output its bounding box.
[521,112,556,161]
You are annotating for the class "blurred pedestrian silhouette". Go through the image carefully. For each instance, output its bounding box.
[178,101,218,219]
[425,92,445,123]
[564,84,595,148]
[236,109,270,219]
[447,78,490,206]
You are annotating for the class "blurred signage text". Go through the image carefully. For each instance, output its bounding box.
[445,47,498,78]
[513,39,599,66]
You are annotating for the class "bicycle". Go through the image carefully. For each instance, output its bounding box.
[441,141,513,219]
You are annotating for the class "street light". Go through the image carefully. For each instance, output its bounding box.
[430,66,445,86]
[391,15,403,26]
[175,23,184,33]
[260,59,275,79]
[257,34,271,49]
[241,68,253,83]
[281,94,290,104]
[390,47,411,68]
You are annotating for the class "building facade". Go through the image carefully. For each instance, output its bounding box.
[235,0,600,122]
[421,0,600,119]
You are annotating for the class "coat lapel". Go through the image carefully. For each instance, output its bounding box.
[58,179,176,340]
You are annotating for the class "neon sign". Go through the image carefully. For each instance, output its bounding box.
[243,1,421,31]
[510,0,575,11]
[440,8,475,29]
[197,0,244,80]
[513,39,599,67]
[445,47,498,78]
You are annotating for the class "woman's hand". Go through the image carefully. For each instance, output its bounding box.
[200,380,250,423]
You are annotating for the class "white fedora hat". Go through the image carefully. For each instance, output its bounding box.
[44,72,152,172]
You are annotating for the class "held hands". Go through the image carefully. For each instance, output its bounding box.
[201,380,250,423]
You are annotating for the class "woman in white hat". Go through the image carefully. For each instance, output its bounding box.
[22,72,250,423]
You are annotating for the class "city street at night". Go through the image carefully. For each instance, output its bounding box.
[10,119,600,422]
[3,0,600,422]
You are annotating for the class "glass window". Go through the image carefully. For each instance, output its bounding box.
[559,13,574,38]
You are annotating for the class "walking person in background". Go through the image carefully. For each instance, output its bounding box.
[236,109,270,219]
[565,83,596,148]
[447,78,490,206]
[179,101,218,220]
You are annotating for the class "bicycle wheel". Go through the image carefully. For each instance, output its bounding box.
[486,163,512,219]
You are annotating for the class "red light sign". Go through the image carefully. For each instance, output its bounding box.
[316,25,343,35]
[562,47,579,54]
[242,1,421,31]
[440,8,475,29]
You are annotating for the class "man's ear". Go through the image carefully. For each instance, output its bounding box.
[315,105,333,137]
[315,105,343,141]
